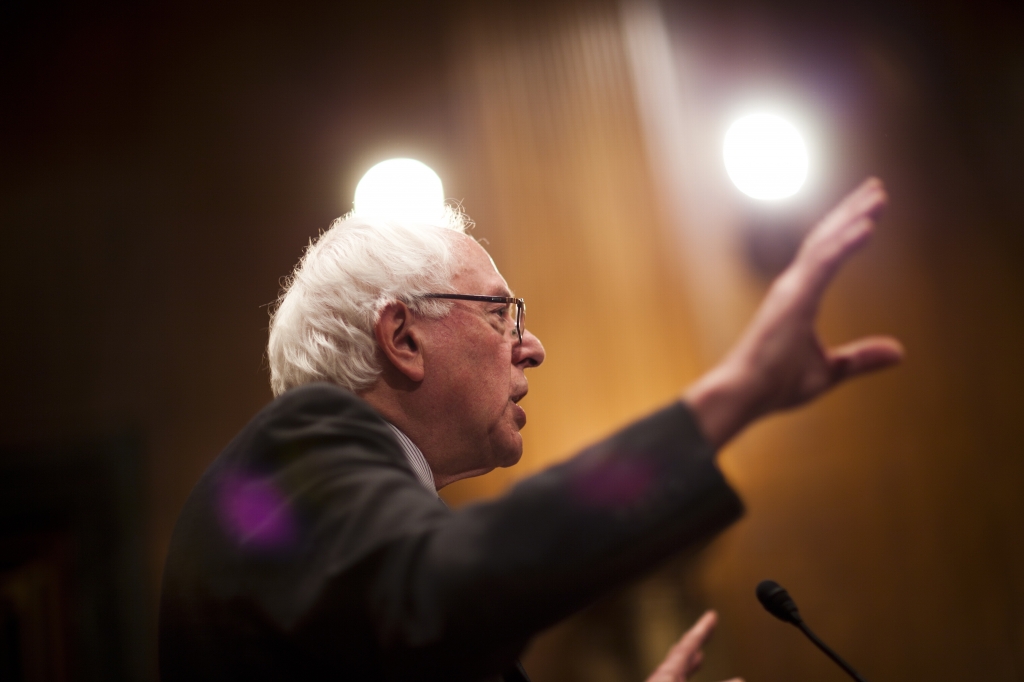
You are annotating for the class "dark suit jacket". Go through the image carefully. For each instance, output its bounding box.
[159,383,743,682]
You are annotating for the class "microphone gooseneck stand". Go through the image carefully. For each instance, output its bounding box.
[755,580,870,682]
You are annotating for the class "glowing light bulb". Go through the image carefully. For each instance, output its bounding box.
[354,158,445,222]
[723,113,808,200]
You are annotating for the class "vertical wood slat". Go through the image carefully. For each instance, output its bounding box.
[444,1,709,507]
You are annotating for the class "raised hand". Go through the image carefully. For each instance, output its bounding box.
[645,611,742,682]
[685,177,904,447]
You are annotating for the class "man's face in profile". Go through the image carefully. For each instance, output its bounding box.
[420,236,546,474]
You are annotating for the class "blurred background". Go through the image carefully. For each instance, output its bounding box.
[2,0,1022,680]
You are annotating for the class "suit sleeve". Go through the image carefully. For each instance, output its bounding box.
[288,393,741,680]
[161,385,742,682]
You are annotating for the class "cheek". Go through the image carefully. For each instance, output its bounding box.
[432,320,513,418]
[467,344,513,404]
[476,369,511,418]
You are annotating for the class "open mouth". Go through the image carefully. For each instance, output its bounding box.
[509,389,528,428]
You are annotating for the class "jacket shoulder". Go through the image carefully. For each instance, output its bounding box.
[215,382,406,476]
[265,381,383,424]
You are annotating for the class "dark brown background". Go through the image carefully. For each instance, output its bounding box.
[2,0,1022,680]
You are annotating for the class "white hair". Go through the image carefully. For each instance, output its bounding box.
[267,207,471,396]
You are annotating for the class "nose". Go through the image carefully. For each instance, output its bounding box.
[514,329,545,368]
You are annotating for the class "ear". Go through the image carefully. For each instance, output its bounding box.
[374,301,426,383]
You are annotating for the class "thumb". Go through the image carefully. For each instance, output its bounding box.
[828,336,904,384]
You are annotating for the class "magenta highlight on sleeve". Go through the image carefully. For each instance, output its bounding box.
[217,470,298,550]
[569,452,656,508]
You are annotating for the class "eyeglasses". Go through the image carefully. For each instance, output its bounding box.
[422,293,526,343]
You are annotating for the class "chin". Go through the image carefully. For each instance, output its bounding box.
[497,450,523,469]
[494,432,524,469]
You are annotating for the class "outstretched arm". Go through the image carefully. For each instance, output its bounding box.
[684,177,904,448]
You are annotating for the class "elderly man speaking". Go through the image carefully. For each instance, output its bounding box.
[159,178,901,682]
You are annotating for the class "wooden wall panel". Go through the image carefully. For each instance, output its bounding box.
[443,0,711,503]
[440,2,1024,682]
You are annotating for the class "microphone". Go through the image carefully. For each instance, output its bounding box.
[756,580,870,682]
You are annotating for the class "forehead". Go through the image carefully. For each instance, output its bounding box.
[450,235,511,295]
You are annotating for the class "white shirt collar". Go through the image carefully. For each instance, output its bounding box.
[385,422,437,495]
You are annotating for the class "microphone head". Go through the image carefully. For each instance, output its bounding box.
[756,580,803,624]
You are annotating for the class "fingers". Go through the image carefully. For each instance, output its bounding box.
[646,611,719,682]
[674,610,718,656]
[685,650,704,676]
[821,177,888,231]
[795,178,888,301]
[827,335,905,383]
[660,611,717,673]
[840,176,887,220]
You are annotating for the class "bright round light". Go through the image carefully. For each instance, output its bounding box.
[354,158,445,222]
[723,113,808,200]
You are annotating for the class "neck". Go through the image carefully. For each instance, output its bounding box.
[359,377,493,491]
